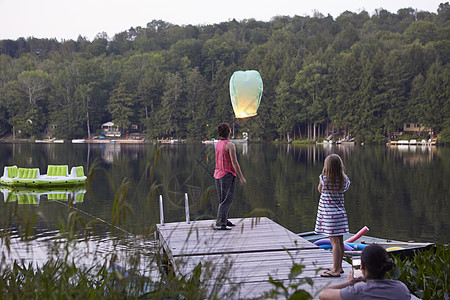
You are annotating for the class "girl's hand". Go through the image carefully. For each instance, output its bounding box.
[348,269,365,283]
[347,270,354,282]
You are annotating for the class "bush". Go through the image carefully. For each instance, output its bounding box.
[438,127,450,144]
[292,139,316,144]
[388,244,450,300]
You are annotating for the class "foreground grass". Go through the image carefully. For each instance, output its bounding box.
[1,146,447,299]
[1,213,448,299]
[0,150,255,299]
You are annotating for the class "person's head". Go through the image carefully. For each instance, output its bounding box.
[322,154,345,190]
[361,245,393,279]
[217,123,231,139]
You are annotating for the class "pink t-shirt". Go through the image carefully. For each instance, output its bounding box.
[213,140,236,179]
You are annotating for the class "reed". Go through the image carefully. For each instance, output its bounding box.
[2,144,445,298]
[0,145,248,298]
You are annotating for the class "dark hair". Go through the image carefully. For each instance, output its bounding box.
[361,245,393,279]
[217,123,231,138]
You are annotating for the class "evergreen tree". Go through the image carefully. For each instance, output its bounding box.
[0,4,447,142]
[185,67,210,139]
[107,82,134,133]
[156,72,185,138]
[417,61,449,134]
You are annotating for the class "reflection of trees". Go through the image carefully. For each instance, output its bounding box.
[346,146,448,243]
[0,144,447,243]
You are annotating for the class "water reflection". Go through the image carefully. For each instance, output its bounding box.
[387,145,437,166]
[100,143,121,163]
[95,143,143,164]
[0,143,448,247]
[1,230,159,277]
[1,186,86,205]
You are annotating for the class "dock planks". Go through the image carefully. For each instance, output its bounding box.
[157,217,351,299]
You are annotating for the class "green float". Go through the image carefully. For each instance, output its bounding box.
[1,165,87,187]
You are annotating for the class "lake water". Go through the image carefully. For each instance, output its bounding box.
[0,142,449,246]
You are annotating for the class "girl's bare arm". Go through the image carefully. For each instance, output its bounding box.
[227,142,246,185]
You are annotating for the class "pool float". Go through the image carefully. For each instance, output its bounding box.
[319,244,355,251]
[345,226,369,243]
[314,226,370,249]
[345,243,369,250]
[1,186,86,205]
[385,246,405,252]
[1,165,87,187]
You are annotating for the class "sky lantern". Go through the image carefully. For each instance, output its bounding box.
[229,70,263,118]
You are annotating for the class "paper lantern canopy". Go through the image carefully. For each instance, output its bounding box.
[229,70,263,118]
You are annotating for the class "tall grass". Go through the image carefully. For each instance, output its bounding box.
[2,144,447,299]
[0,145,247,299]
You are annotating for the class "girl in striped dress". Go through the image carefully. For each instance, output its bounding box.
[315,154,351,277]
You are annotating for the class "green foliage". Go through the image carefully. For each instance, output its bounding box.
[0,4,448,142]
[395,133,420,140]
[388,245,450,300]
[292,139,316,144]
[107,82,134,132]
[0,259,152,299]
[0,147,241,299]
[438,127,450,144]
[264,252,314,299]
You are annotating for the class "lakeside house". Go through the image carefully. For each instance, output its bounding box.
[389,123,433,140]
[101,122,121,137]
[403,123,431,134]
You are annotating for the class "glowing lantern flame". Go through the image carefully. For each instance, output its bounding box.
[229,70,263,118]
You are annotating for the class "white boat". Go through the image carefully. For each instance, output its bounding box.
[337,138,355,145]
[158,138,183,144]
[230,138,249,144]
[36,138,64,143]
[388,139,436,146]
[35,139,53,143]
[202,138,248,144]
[72,139,86,143]
[202,139,218,144]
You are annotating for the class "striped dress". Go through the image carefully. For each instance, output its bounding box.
[314,174,351,236]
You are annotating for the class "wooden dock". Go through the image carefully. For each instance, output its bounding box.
[157,217,351,299]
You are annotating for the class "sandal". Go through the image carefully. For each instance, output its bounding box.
[326,268,344,274]
[321,270,341,277]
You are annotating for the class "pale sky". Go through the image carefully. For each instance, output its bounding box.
[0,0,444,41]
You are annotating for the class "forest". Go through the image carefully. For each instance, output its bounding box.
[0,3,449,143]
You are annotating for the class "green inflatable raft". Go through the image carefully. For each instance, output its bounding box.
[1,165,87,187]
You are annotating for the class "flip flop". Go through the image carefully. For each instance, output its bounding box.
[213,225,232,230]
[326,268,344,274]
[321,270,341,277]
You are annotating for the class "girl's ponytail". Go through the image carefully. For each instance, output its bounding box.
[361,245,393,279]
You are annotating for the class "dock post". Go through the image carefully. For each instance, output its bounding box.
[159,194,164,226]
[185,193,190,224]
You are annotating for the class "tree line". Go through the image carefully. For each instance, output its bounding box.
[0,4,449,143]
